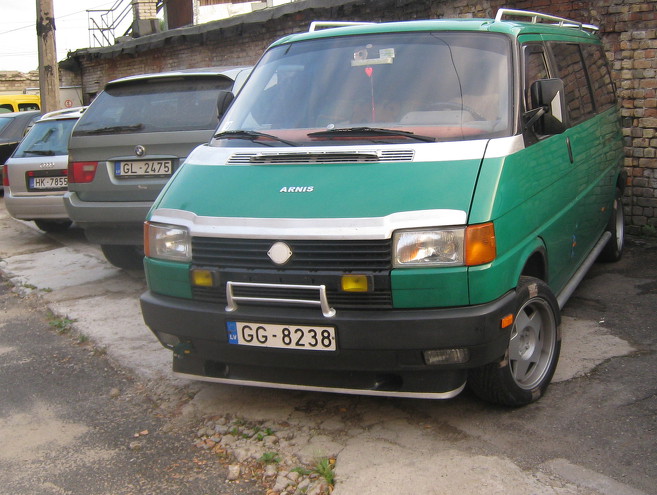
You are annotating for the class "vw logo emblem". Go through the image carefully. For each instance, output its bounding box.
[267,242,292,265]
[134,145,146,157]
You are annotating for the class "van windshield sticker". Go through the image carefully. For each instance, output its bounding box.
[352,46,395,66]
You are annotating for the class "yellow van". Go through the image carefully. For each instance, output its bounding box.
[0,94,41,113]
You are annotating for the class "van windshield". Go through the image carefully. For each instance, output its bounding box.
[13,118,78,158]
[74,77,234,135]
[217,31,512,145]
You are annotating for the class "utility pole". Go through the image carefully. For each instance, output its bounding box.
[36,0,61,113]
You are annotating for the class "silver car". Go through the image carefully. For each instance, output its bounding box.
[3,107,86,233]
[64,67,251,269]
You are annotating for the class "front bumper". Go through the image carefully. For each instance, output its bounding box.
[140,289,517,398]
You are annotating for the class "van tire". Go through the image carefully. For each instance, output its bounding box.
[598,187,624,262]
[34,219,72,233]
[101,244,144,270]
[468,276,561,407]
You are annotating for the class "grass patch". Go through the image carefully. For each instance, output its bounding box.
[313,457,336,487]
[258,452,281,464]
[47,313,76,334]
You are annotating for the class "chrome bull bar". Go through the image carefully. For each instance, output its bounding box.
[225,281,337,318]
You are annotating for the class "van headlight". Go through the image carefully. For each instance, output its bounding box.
[393,229,464,267]
[144,222,191,262]
[393,223,496,267]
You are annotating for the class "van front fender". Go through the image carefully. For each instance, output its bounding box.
[468,236,547,305]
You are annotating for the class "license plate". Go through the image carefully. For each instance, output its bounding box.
[28,176,67,190]
[115,160,172,177]
[227,321,337,351]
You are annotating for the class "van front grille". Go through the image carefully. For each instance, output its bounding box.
[191,237,393,310]
[192,237,392,271]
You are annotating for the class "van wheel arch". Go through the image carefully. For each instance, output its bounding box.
[520,248,547,282]
[468,276,561,406]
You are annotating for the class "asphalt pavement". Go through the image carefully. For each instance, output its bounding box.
[0,278,262,495]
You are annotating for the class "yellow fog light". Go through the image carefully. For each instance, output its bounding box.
[191,269,216,287]
[341,274,370,292]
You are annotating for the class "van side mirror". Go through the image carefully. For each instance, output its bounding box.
[526,78,567,135]
[217,90,235,118]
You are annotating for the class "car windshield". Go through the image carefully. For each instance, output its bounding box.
[13,118,77,158]
[73,77,234,135]
[217,31,512,146]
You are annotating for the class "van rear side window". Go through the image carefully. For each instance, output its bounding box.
[581,44,617,111]
[550,43,595,125]
[18,103,40,111]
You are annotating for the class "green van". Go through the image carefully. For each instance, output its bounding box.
[139,9,626,406]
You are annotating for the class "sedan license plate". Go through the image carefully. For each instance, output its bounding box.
[28,176,67,190]
[115,160,172,177]
[227,321,337,351]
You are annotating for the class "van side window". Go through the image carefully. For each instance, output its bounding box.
[523,44,549,111]
[550,43,594,125]
[581,44,617,111]
[18,103,40,111]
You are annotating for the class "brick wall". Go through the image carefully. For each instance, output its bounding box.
[65,0,657,233]
[0,71,40,94]
[133,0,158,20]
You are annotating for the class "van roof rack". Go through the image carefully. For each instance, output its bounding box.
[495,8,599,32]
[309,21,376,32]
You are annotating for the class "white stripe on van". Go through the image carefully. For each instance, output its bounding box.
[184,135,524,167]
[150,208,467,240]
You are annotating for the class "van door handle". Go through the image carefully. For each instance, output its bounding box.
[566,137,574,164]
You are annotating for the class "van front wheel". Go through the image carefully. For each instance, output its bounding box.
[468,276,561,407]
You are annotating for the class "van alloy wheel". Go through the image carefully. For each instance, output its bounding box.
[598,187,625,262]
[468,276,561,407]
[509,293,558,390]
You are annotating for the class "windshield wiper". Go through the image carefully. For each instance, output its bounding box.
[23,150,55,156]
[213,130,299,147]
[308,127,436,143]
[77,124,144,135]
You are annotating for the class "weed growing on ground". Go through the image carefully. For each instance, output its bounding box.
[313,457,335,487]
[259,452,281,464]
[47,312,76,334]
